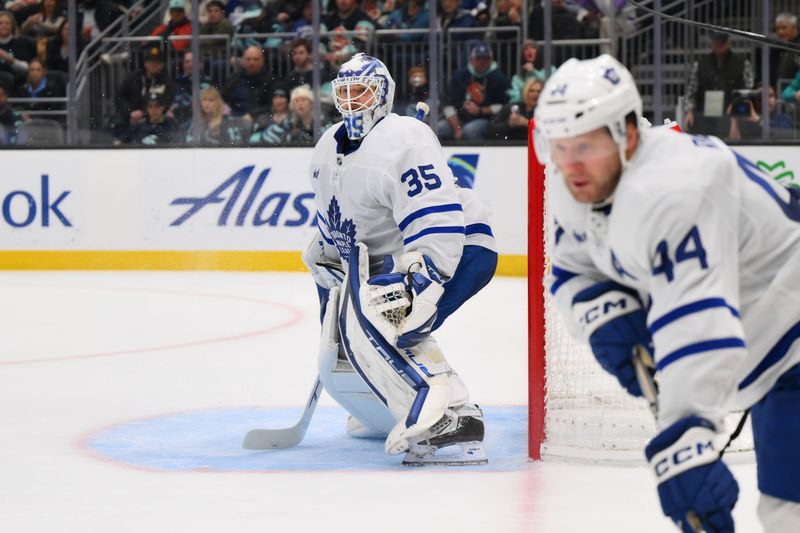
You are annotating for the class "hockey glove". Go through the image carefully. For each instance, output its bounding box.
[366,252,445,349]
[645,416,738,533]
[571,281,653,397]
[302,232,344,324]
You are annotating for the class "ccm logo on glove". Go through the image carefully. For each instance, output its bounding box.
[572,289,641,339]
[648,426,723,481]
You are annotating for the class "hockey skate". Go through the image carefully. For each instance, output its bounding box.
[402,404,487,466]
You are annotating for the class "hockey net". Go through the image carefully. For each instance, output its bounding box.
[527,120,753,463]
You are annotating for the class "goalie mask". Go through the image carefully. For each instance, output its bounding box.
[332,53,396,141]
[534,54,642,170]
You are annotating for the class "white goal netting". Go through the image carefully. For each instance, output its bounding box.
[535,138,753,464]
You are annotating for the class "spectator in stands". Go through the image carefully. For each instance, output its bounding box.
[20,0,63,38]
[186,86,245,145]
[274,0,306,24]
[729,84,794,141]
[200,0,234,51]
[438,42,509,140]
[0,10,35,78]
[384,0,429,42]
[128,91,179,145]
[152,0,193,52]
[43,19,75,73]
[484,0,522,41]
[395,65,430,117]
[772,12,800,88]
[226,0,264,26]
[283,37,333,95]
[291,0,316,37]
[576,1,636,56]
[222,45,275,121]
[780,66,800,104]
[112,45,176,142]
[361,0,392,28]
[14,57,63,112]
[488,77,541,140]
[438,0,475,35]
[2,0,39,24]
[232,3,284,57]
[506,39,553,102]
[169,51,212,130]
[0,82,23,143]
[684,31,753,137]
[76,0,123,43]
[529,0,584,41]
[323,0,375,69]
[159,1,212,25]
[288,83,329,143]
[249,84,292,144]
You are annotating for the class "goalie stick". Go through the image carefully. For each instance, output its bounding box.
[242,103,432,451]
[242,377,324,450]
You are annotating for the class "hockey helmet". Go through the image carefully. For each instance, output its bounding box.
[534,54,642,168]
[332,53,396,141]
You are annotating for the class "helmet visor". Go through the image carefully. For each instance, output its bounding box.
[332,77,383,114]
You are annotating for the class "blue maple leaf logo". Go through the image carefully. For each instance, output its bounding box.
[327,196,357,262]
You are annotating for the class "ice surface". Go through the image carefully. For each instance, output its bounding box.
[0,272,762,532]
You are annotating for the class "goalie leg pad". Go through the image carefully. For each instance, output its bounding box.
[317,286,396,438]
[340,243,474,456]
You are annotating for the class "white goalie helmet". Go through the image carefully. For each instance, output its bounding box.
[534,54,642,167]
[332,53,396,141]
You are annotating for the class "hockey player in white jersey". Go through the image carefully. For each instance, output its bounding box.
[535,54,800,532]
[304,53,498,465]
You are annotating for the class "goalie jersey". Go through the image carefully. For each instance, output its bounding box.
[547,126,800,430]
[308,113,496,278]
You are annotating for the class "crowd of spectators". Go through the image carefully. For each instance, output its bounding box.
[1,1,800,145]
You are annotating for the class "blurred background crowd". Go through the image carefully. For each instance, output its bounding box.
[0,0,798,146]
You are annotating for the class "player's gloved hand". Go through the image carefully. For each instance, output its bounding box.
[367,251,445,349]
[302,232,344,323]
[571,281,653,397]
[645,416,738,533]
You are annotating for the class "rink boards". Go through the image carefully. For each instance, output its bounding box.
[0,146,526,275]
[0,144,794,276]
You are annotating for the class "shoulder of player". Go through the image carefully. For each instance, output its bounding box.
[316,120,342,147]
[373,113,435,144]
[615,129,733,216]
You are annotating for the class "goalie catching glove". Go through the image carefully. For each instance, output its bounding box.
[645,416,738,532]
[365,251,446,348]
[571,280,654,397]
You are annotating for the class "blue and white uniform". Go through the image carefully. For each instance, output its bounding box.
[310,113,497,326]
[547,126,800,503]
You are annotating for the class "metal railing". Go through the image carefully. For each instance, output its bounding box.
[5,0,800,146]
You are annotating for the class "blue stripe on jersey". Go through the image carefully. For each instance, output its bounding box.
[317,212,330,229]
[316,216,335,245]
[739,320,800,390]
[649,298,740,335]
[465,223,494,236]
[657,337,746,371]
[397,203,463,231]
[403,226,466,245]
[550,265,579,295]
